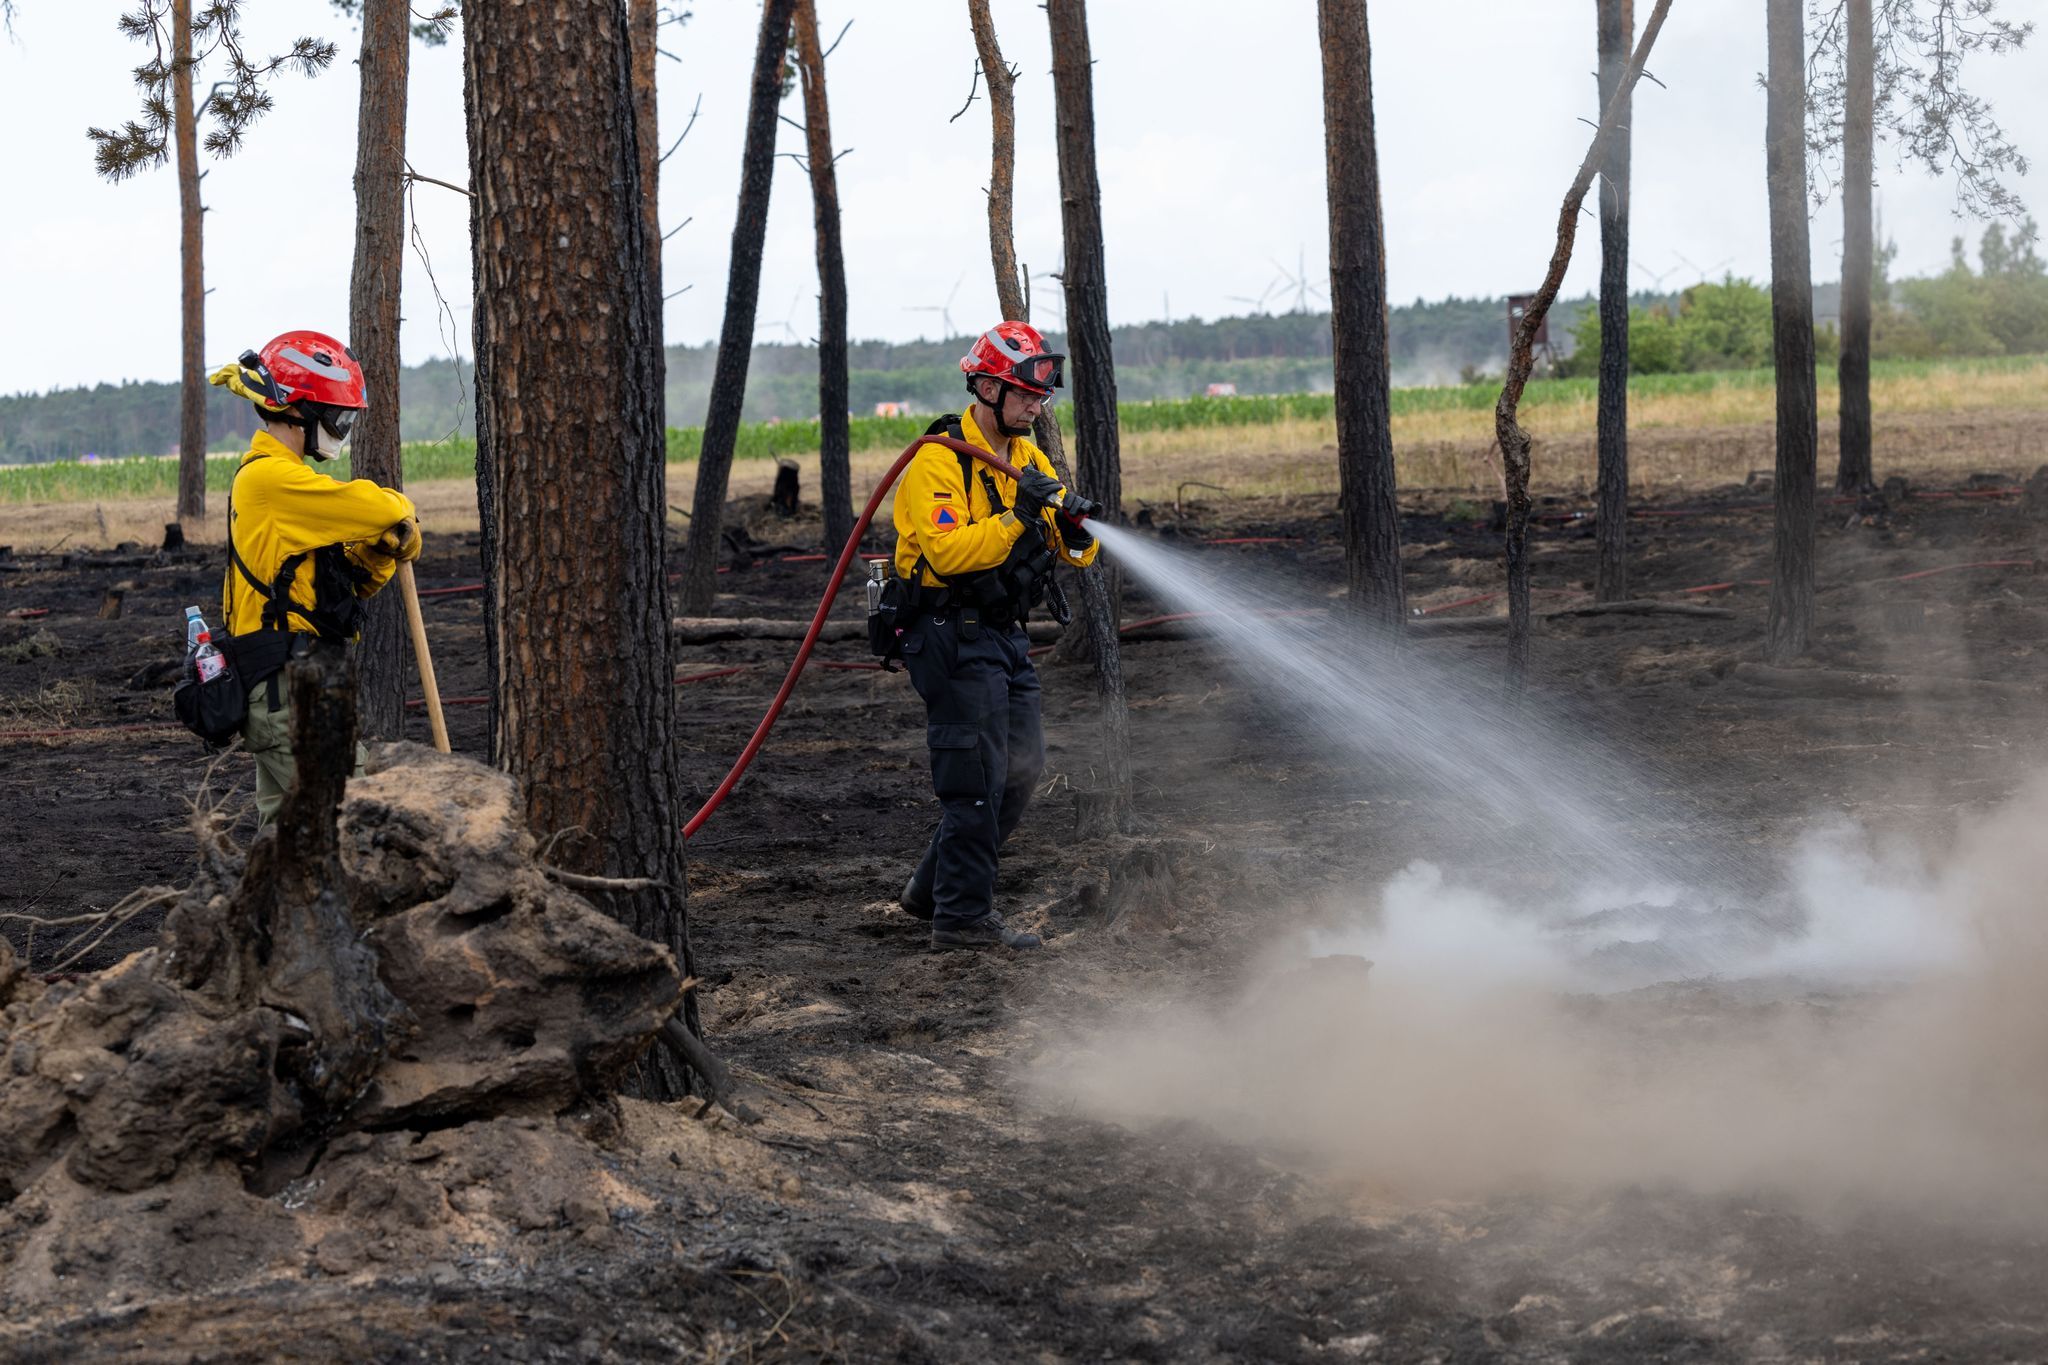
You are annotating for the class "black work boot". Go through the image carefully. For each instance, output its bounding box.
[899,873,935,921]
[930,913,1042,951]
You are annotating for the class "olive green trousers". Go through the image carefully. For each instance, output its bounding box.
[240,682,368,826]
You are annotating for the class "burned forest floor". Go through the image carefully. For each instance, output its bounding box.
[6,460,2048,1362]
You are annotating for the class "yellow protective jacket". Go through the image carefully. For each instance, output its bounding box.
[891,408,1100,589]
[221,431,416,638]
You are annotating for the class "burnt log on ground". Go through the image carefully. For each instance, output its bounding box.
[674,616,1065,644]
[1407,600,1736,635]
[1731,662,2043,701]
[0,646,685,1206]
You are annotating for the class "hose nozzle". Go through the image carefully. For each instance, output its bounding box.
[1058,489,1101,522]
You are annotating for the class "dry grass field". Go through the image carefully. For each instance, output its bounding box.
[3,360,2042,550]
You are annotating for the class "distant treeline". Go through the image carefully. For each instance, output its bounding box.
[14,241,2040,463]
[1,294,1605,463]
[1559,224,2046,378]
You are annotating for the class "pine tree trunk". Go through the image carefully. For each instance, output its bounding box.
[1594,0,1633,602]
[630,0,663,300]
[174,0,206,529]
[1046,0,1132,837]
[348,0,412,741]
[675,0,796,616]
[968,0,1082,622]
[1765,0,1818,661]
[462,0,694,1096]
[969,0,1024,325]
[1836,0,1875,492]
[1316,0,1405,632]
[793,0,853,559]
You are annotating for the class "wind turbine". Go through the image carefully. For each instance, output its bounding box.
[1227,272,1282,316]
[756,292,804,344]
[1672,251,1734,284]
[1271,245,1327,313]
[907,273,966,339]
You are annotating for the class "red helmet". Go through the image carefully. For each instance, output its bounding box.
[256,330,366,411]
[960,321,1065,399]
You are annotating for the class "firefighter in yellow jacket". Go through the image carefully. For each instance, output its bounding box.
[208,331,419,824]
[892,321,1100,950]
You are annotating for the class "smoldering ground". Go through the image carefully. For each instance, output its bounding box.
[1037,526,2048,1229]
[1033,776,2048,1226]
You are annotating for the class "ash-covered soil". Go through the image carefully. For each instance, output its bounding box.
[5,470,2048,1362]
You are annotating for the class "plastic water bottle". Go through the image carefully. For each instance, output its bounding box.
[192,629,228,684]
[184,605,207,652]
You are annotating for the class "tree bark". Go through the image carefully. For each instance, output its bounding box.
[1317,0,1405,632]
[675,0,796,616]
[969,0,1024,326]
[1836,0,1876,493]
[348,0,412,742]
[630,0,663,302]
[462,0,695,1097]
[1594,0,1633,601]
[1494,0,1672,688]
[1046,0,1132,837]
[174,0,206,529]
[1765,0,1819,662]
[793,0,854,559]
[968,0,1087,664]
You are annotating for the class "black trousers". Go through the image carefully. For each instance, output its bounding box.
[901,610,1045,929]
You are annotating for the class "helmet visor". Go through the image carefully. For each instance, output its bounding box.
[1012,352,1065,392]
[308,402,360,442]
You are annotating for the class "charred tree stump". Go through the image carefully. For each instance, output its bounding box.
[167,645,400,1120]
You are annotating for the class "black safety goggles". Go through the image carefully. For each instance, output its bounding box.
[1011,352,1065,392]
[303,401,361,442]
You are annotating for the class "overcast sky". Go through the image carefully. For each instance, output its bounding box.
[2,1,2043,397]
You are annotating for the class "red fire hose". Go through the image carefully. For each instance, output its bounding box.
[680,432,1053,838]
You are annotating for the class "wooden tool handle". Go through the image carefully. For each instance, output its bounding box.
[397,562,451,754]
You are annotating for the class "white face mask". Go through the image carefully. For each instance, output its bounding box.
[306,423,346,461]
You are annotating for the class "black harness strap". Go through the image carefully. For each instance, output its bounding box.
[222,452,372,707]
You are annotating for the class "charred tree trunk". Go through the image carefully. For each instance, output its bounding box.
[968,0,1084,648]
[1046,0,1132,837]
[675,0,796,615]
[1494,0,1672,687]
[174,0,206,529]
[1765,0,1819,661]
[1316,0,1405,632]
[793,0,854,558]
[969,0,1024,326]
[348,0,412,741]
[1836,0,1876,493]
[1594,0,1633,602]
[463,0,695,1096]
[630,0,663,304]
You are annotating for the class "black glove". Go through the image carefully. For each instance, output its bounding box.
[1011,468,1066,518]
[1055,510,1094,551]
